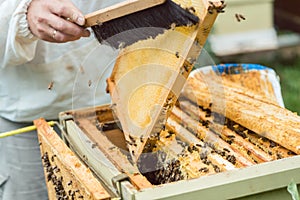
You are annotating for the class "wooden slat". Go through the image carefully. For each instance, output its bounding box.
[34,118,111,200]
[179,100,274,163]
[170,106,255,167]
[166,117,236,171]
[77,118,153,190]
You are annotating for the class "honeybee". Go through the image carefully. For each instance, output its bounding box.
[235,13,246,22]
[48,81,54,90]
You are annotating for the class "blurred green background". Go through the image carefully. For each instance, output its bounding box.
[263,58,300,115]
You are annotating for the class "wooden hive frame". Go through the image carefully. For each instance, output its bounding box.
[106,0,225,162]
[34,119,111,200]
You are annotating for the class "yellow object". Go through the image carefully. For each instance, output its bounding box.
[0,121,56,138]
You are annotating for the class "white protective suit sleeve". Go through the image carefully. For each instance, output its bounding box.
[0,0,38,68]
[0,0,122,122]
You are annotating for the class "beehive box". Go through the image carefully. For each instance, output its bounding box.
[35,64,300,200]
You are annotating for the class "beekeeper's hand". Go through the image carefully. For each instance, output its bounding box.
[27,0,90,43]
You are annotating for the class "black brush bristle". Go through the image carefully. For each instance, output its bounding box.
[91,0,199,48]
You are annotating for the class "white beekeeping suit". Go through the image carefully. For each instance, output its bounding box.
[0,0,121,199]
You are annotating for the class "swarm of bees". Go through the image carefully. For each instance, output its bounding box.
[42,152,84,199]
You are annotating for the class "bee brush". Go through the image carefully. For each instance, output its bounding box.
[84,0,199,48]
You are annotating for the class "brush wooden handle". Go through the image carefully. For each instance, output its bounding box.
[84,0,166,27]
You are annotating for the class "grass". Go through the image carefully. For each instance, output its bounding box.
[262,58,300,115]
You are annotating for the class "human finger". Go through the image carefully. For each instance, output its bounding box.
[47,13,90,38]
[48,0,86,26]
[48,26,89,43]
